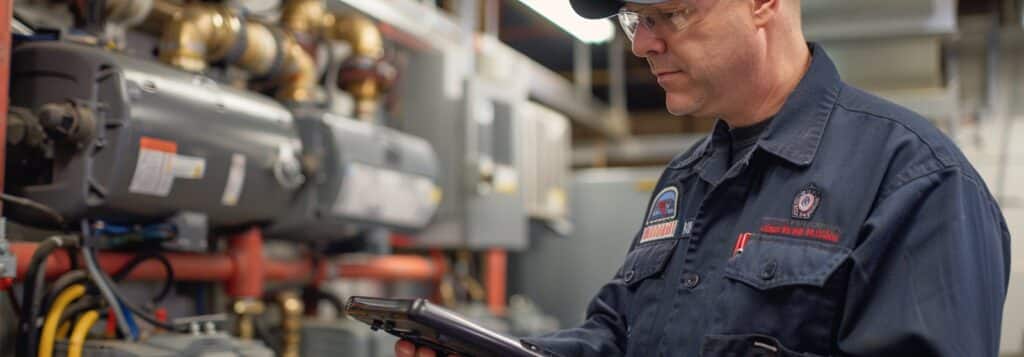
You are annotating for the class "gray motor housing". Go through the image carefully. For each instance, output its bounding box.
[267,109,441,240]
[7,41,304,229]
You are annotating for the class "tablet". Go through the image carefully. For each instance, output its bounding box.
[345,296,545,357]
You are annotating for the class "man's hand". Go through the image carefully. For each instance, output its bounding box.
[395,339,459,357]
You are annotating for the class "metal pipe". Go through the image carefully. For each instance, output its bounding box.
[275,291,304,357]
[12,243,441,283]
[227,228,264,299]
[158,3,243,72]
[275,34,319,103]
[0,0,11,216]
[158,2,317,103]
[325,12,385,121]
[485,249,507,316]
[232,298,264,340]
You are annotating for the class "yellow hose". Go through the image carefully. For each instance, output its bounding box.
[69,310,100,357]
[39,284,87,357]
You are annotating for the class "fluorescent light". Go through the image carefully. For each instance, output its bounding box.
[516,0,616,44]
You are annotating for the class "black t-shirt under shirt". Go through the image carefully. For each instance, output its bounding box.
[728,118,773,167]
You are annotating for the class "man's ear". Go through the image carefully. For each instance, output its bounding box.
[751,0,781,27]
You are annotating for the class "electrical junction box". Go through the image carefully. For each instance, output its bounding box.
[392,45,528,250]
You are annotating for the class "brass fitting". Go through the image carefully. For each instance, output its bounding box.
[280,0,327,37]
[158,2,318,103]
[236,21,283,78]
[137,0,183,35]
[275,291,305,357]
[158,3,243,72]
[325,12,385,121]
[280,0,386,119]
[232,299,266,340]
[275,34,319,103]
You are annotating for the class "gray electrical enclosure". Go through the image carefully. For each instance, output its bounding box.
[392,50,527,250]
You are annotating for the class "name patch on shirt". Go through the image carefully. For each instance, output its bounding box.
[641,186,679,243]
[759,217,841,243]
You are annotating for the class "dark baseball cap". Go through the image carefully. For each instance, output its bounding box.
[570,0,669,19]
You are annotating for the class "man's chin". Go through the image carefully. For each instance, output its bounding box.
[665,98,703,117]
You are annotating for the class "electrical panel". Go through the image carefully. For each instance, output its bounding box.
[392,48,528,250]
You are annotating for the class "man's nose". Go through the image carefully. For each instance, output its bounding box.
[631,25,666,58]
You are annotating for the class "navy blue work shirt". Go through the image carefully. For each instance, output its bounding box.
[522,43,1011,357]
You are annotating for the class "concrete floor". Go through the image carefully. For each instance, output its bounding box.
[958,116,1024,355]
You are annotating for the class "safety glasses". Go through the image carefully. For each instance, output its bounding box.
[616,1,716,42]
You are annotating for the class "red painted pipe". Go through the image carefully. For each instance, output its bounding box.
[227,227,263,298]
[11,242,441,287]
[485,249,507,316]
[0,0,11,216]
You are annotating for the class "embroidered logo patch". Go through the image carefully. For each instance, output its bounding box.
[792,184,821,220]
[640,187,679,243]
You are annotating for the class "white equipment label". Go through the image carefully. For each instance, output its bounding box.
[221,154,247,206]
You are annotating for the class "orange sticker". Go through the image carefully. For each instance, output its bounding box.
[139,137,177,153]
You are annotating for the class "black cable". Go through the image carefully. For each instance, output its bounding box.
[18,235,78,357]
[303,286,345,315]
[59,295,103,325]
[41,270,89,321]
[1,193,66,229]
[5,289,21,322]
[87,251,177,332]
[112,252,175,304]
[253,318,283,353]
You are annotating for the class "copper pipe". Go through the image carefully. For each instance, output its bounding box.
[275,291,304,357]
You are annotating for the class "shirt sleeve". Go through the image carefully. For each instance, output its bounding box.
[519,232,638,357]
[837,167,1011,356]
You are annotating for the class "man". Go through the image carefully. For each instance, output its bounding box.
[399,0,1011,355]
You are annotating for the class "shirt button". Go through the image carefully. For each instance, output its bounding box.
[624,270,635,283]
[761,261,778,281]
[682,272,701,289]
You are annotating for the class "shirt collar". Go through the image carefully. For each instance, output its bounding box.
[669,43,841,169]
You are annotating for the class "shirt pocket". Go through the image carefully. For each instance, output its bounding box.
[713,234,851,354]
[723,234,849,290]
[620,238,678,355]
[621,238,678,288]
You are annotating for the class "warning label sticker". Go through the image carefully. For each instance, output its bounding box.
[129,137,178,197]
[128,137,207,197]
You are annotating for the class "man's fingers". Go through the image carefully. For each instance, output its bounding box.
[416,346,438,357]
[396,340,418,357]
